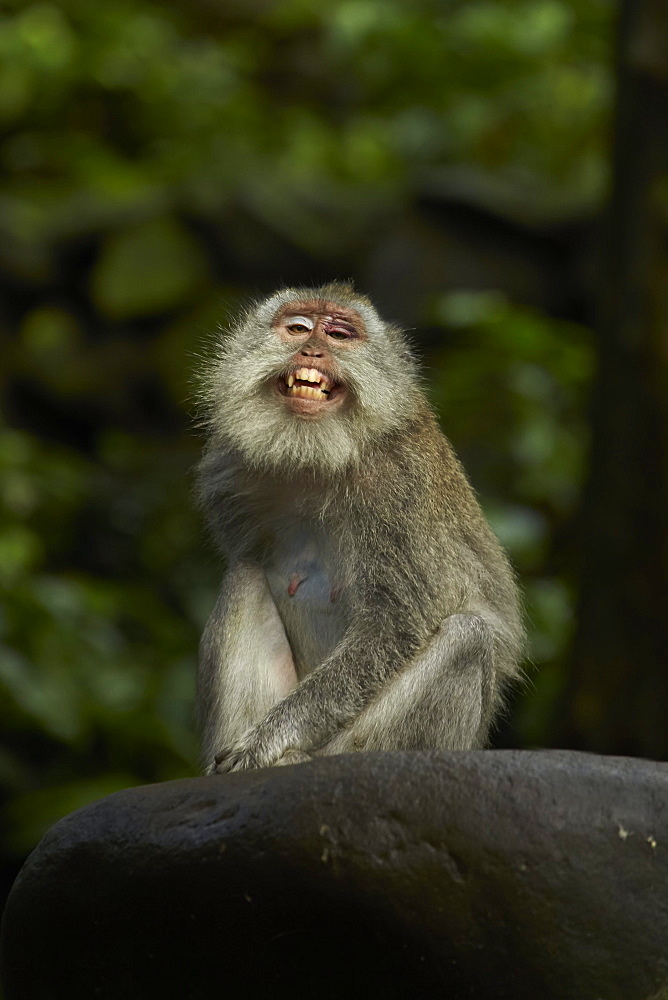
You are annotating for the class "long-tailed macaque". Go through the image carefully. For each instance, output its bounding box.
[195,282,523,773]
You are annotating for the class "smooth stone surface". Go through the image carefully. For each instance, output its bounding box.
[2,750,667,999]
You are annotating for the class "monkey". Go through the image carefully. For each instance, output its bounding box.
[195,282,524,773]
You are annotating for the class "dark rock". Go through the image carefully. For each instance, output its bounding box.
[2,750,667,999]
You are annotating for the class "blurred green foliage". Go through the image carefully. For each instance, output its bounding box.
[0,0,613,873]
[0,423,206,853]
[426,293,594,743]
[0,0,610,276]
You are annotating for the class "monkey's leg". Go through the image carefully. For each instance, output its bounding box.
[319,614,495,755]
[198,561,298,771]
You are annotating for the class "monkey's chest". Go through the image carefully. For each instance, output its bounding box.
[265,540,347,676]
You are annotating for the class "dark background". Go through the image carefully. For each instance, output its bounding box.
[1,0,666,919]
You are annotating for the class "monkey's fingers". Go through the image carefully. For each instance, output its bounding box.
[210,747,237,773]
[228,749,261,771]
[212,745,260,773]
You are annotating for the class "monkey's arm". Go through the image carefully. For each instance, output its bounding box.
[213,538,441,772]
[198,561,298,771]
[210,434,514,772]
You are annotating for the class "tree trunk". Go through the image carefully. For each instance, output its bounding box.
[560,0,668,757]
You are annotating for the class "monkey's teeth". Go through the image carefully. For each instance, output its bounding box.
[286,368,333,395]
[288,385,327,400]
[294,367,329,385]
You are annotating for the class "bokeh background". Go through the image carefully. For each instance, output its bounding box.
[1,0,666,917]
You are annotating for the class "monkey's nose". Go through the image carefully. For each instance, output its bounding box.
[300,343,325,358]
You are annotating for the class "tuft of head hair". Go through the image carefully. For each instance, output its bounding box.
[196,283,424,476]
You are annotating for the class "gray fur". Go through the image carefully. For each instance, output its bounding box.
[195,282,524,772]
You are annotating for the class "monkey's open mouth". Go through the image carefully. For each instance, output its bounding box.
[277,367,342,402]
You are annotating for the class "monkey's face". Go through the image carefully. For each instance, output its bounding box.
[272,300,364,420]
[200,283,422,474]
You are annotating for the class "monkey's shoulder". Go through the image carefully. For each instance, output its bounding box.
[349,410,477,513]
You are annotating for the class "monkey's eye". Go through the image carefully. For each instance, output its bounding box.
[284,315,314,334]
[325,322,357,340]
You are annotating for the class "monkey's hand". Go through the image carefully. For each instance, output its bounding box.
[210,739,260,773]
[210,722,309,773]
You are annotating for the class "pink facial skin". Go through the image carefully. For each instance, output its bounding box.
[272,299,366,418]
